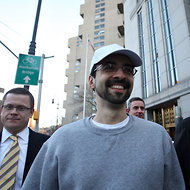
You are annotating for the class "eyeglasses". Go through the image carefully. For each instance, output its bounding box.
[2,104,31,112]
[94,62,138,76]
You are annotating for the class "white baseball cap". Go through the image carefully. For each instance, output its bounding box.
[90,44,142,74]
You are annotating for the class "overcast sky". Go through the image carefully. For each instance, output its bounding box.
[0,0,84,127]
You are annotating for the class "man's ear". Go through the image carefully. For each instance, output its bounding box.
[30,109,34,118]
[88,75,95,91]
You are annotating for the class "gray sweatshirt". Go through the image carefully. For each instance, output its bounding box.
[21,115,185,190]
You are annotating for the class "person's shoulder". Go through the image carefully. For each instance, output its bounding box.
[59,118,88,130]
[29,128,50,140]
[130,115,160,125]
[43,118,89,149]
[51,118,88,137]
[130,115,171,142]
[130,115,166,131]
[182,117,190,128]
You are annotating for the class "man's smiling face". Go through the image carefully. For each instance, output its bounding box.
[92,54,134,105]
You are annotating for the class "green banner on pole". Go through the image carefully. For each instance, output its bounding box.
[15,54,41,85]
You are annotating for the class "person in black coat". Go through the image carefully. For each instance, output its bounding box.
[174,116,190,190]
[0,87,50,189]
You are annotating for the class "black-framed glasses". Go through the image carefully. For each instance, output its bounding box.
[2,104,31,112]
[94,62,138,76]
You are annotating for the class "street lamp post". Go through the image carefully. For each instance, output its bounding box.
[25,0,42,90]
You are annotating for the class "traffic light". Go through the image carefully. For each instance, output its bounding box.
[33,110,39,120]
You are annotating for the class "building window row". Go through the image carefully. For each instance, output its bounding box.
[74,85,80,94]
[94,35,104,41]
[95,18,105,24]
[94,30,105,36]
[95,8,105,13]
[76,37,82,47]
[93,0,105,48]
[148,0,161,93]
[161,0,178,86]
[96,3,105,8]
[75,59,81,73]
[95,24,104,30]
[73,94,79,98]
[95,13,105,19]
[138,11,148,98]
[94,42,104,47]
[75,59,81,66]
[73,85,80,100]
[72,114,79,121]
[96,0,104,3]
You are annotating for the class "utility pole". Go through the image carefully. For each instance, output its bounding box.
[25,0,42,90]
[35,54,45,132]
[35,55,54,132]
[83,35,89,118]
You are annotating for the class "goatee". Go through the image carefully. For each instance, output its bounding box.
[96,78,132,104]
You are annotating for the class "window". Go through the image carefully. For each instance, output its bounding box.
[74,85,79,94]
[96,3,105,8]
[95,8,105,13]
[75,60,81,66]
[72,114,79,121]
[95,13,105,19]
[94,30,105,36]
[75,59,81,73]
[74,85,80,89]
[95,24,104,30]
[161,0,178,86]
[94,42,104,47]
[148,0,161,93]
[94,35,104,41]
[75,66,80,69]
[96,0,104,3]
[73,94,79,98]
[138,11,148,98]
[95,18,104,24]
[76,37,82,47]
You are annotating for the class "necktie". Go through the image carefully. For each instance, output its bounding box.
[0,135,20,190]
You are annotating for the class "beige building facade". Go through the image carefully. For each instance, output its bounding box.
[63,0,124,125]
[124,0,190,138]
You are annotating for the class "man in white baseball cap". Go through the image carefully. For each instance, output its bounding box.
[90,43,142,76]
[22,44,185,190]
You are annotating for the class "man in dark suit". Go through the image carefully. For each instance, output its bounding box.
[0,87,49,189]
[0,100,3,132]
[174,116,190,190]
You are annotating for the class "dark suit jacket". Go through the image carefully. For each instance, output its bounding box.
[174,117,190,190]
[0,128,50,184]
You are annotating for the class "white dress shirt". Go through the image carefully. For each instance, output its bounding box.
[0,127,29,190]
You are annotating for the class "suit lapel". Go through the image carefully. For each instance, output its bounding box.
[22,128,49,183]
[0,132,2,141]
[22,128,37,183]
